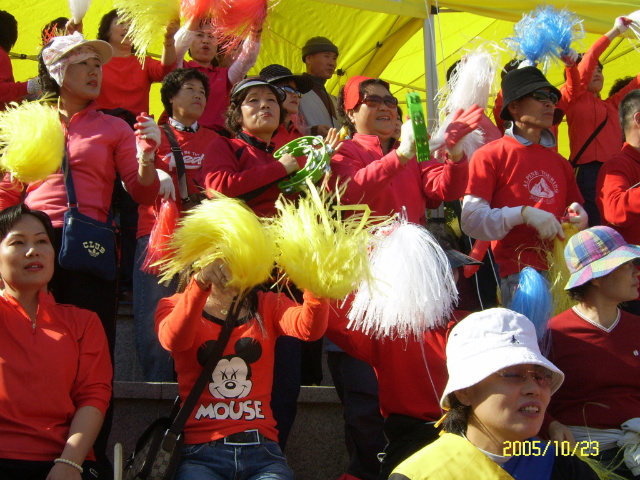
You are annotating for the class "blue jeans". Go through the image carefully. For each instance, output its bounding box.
[133,235,176,381]
[175,439,294,480]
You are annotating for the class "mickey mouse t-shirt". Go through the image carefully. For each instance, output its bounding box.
[467,135,583,278]
[155,280,328,445]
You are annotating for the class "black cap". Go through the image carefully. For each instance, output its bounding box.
[301,36,339,63]
[500,66,562,121]
[259,64,313,94]
[230,77,286,103]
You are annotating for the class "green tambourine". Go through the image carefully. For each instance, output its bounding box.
[406,92,430,163]
[275,136,332,194]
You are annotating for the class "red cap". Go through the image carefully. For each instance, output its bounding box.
[343,75,373,110]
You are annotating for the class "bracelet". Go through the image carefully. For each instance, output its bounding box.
[164,42,175,47]
[137,152,154,166]
[54,458,84,473]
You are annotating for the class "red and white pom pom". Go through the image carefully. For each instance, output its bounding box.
[143,199,180,275]
[213,0,268,49]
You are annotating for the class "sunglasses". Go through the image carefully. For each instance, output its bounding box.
[280,86,302,98]
[527,90,559,105]
[498,366,553,388]
[358,95,398,109]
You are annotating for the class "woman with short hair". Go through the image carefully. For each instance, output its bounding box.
[390,308,599,480]
[545,226,640,479]
[0,204,112,480]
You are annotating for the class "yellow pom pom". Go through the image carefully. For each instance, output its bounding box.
[157,195,276,293]
[270,179,381,299]
[0,100,64,183]
[114,0,180,62]
[547,222,580,315]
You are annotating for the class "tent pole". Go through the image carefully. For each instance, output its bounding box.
[423,12,439,131]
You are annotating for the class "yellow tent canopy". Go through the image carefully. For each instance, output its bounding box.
[6,0,640,158]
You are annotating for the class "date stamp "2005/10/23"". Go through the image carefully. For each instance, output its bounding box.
[503,440,599,457]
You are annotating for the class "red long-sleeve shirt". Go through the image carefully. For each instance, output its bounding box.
[329,133,469,225]
[155,280,328,445]
[596,142,640,245]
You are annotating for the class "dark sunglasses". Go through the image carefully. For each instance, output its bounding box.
[527,90,559,105]
[358,94,398,109]
[280,85,302,98]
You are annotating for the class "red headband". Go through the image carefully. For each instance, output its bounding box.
[343,75,374,110]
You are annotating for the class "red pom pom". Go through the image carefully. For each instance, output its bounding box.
[181,0,220,22]
[143,199,180,275]
[213,0,267,42]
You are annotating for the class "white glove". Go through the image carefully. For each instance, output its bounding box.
[522,206,564,240]
[135,114,161,164]
[615,16,633,34]
[396,120,416,159]
[561,48,579,67]
[157,170,176,201]
[26,78,42,96]
[567,202,588,231]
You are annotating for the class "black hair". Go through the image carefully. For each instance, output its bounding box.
[442,393,471,435]
[619,89,640,137]
[501,59,523,80]
[37,44,60,97]
[41,17,68,46]
[337,78,392,137]
[161,68,210,117]
[0,10,18,52]
[0,204,55,245]
[97,9,119,43]
[446,59,461,83]
[224,82,285,136]
[566,281,592,302]
[609,76,634,98]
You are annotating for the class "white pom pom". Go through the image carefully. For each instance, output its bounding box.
[68,0,92,24]
[347,216,458,340]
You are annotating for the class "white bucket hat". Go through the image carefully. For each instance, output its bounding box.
[440,308,564,409]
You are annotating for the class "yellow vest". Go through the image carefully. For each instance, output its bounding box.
[391,433,515,480]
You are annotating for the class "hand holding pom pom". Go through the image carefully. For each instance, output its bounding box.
[567,202,588,231]
[444,104,483,158]
[561,48,578,67]
[615,16,633,34]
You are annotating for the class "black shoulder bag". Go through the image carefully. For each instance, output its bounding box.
[160,124,206,211]
[123,298,242,480]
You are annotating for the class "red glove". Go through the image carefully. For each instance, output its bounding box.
[444,104,483,156]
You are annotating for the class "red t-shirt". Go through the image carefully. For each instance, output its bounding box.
[466,135,583,277]
[97,55,174,115]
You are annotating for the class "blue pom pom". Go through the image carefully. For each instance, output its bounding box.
[506,5,583,64]
[510,267,552,351]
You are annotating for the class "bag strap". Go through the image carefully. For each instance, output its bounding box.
[61,150,114,224]
[161,124,190,204]
[164,296,243,444]
[570,113,608,168]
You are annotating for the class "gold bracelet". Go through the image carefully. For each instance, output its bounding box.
[54,458,83,473]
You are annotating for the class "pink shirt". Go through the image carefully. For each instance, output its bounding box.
[0,103,160,227]
[0,48,28,110]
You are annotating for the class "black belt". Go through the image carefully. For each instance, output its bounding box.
[218,429,269,445]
